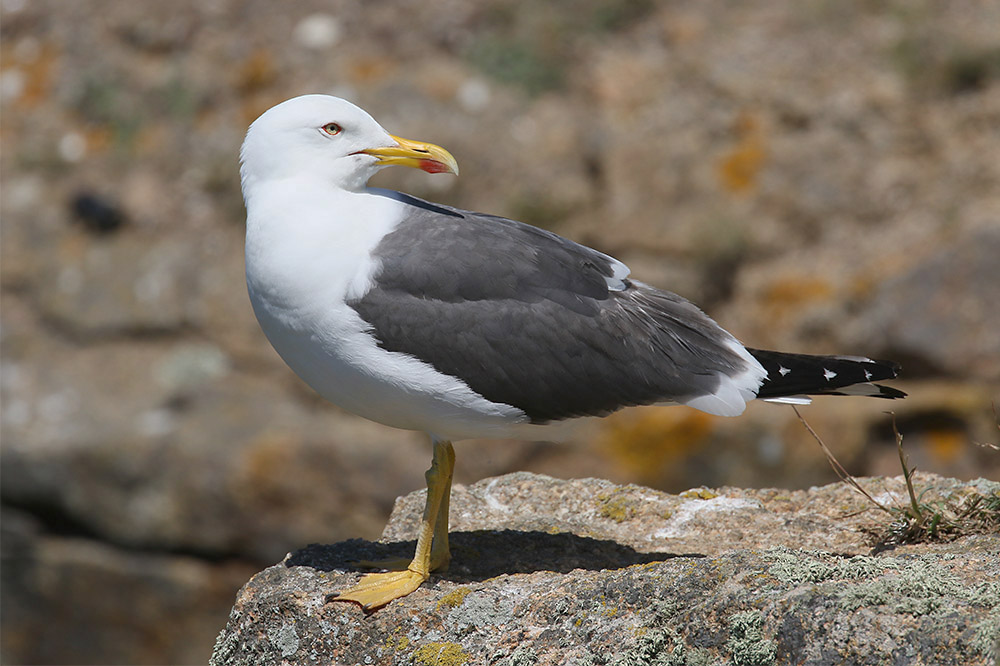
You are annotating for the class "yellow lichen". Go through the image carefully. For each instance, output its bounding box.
[681,488,718,500]
[760,278,834,320]
[412,642,470,666]
[716,112,767,194]
[436,587,472,612]
[597,491,635,522]
[383,630,409,652]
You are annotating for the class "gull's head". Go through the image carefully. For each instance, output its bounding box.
[240,94,459,196]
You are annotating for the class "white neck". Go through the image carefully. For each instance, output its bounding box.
[245,179,405,314]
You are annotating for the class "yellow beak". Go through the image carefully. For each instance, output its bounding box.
[361,135,459,175]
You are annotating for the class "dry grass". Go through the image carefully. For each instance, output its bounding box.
[792,407,1000,554]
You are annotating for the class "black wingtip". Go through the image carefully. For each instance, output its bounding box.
[873,384,907,399]
[749,349,906,400]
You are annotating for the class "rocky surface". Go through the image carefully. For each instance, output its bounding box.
[2,1,999,663]
[1,506,257,666]
[212,472,1000,666]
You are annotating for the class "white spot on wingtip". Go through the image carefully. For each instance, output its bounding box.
[823,368,837,381]
[864,369,872,380]
[778,365,790,376]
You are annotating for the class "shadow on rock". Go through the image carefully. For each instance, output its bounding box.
[285,529,699,582]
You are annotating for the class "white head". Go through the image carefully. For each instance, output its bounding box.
[239,95,458,200]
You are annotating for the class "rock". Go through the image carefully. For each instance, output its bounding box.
[848,227,1000,381]
[34,231,199,337]
[0,353,423,561]
[1,506,256,666]
[211,473,1000,666]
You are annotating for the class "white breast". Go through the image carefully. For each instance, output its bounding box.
[244,183,528,440]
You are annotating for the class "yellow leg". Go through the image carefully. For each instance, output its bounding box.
[429,439,454,572]
[332,439,455,610]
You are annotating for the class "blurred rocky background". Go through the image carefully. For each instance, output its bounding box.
[1,0,998,663]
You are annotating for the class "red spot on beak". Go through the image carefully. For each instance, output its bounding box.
[418,159,452,174]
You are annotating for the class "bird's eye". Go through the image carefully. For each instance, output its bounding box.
[322,123,343,136]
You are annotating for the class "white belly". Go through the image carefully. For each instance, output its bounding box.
[244,186,528,440]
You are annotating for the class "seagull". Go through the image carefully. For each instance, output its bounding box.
[240,94,905,610]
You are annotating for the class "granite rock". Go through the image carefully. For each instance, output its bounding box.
[212,473,1000,666]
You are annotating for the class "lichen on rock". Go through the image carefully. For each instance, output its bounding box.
[211,473,1000,665]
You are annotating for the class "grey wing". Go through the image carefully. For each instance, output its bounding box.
[348,194,755,423]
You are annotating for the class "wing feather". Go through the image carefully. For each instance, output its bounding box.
[348,195,759,423]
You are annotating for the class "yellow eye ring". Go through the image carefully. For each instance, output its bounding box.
[322,122,343,136]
